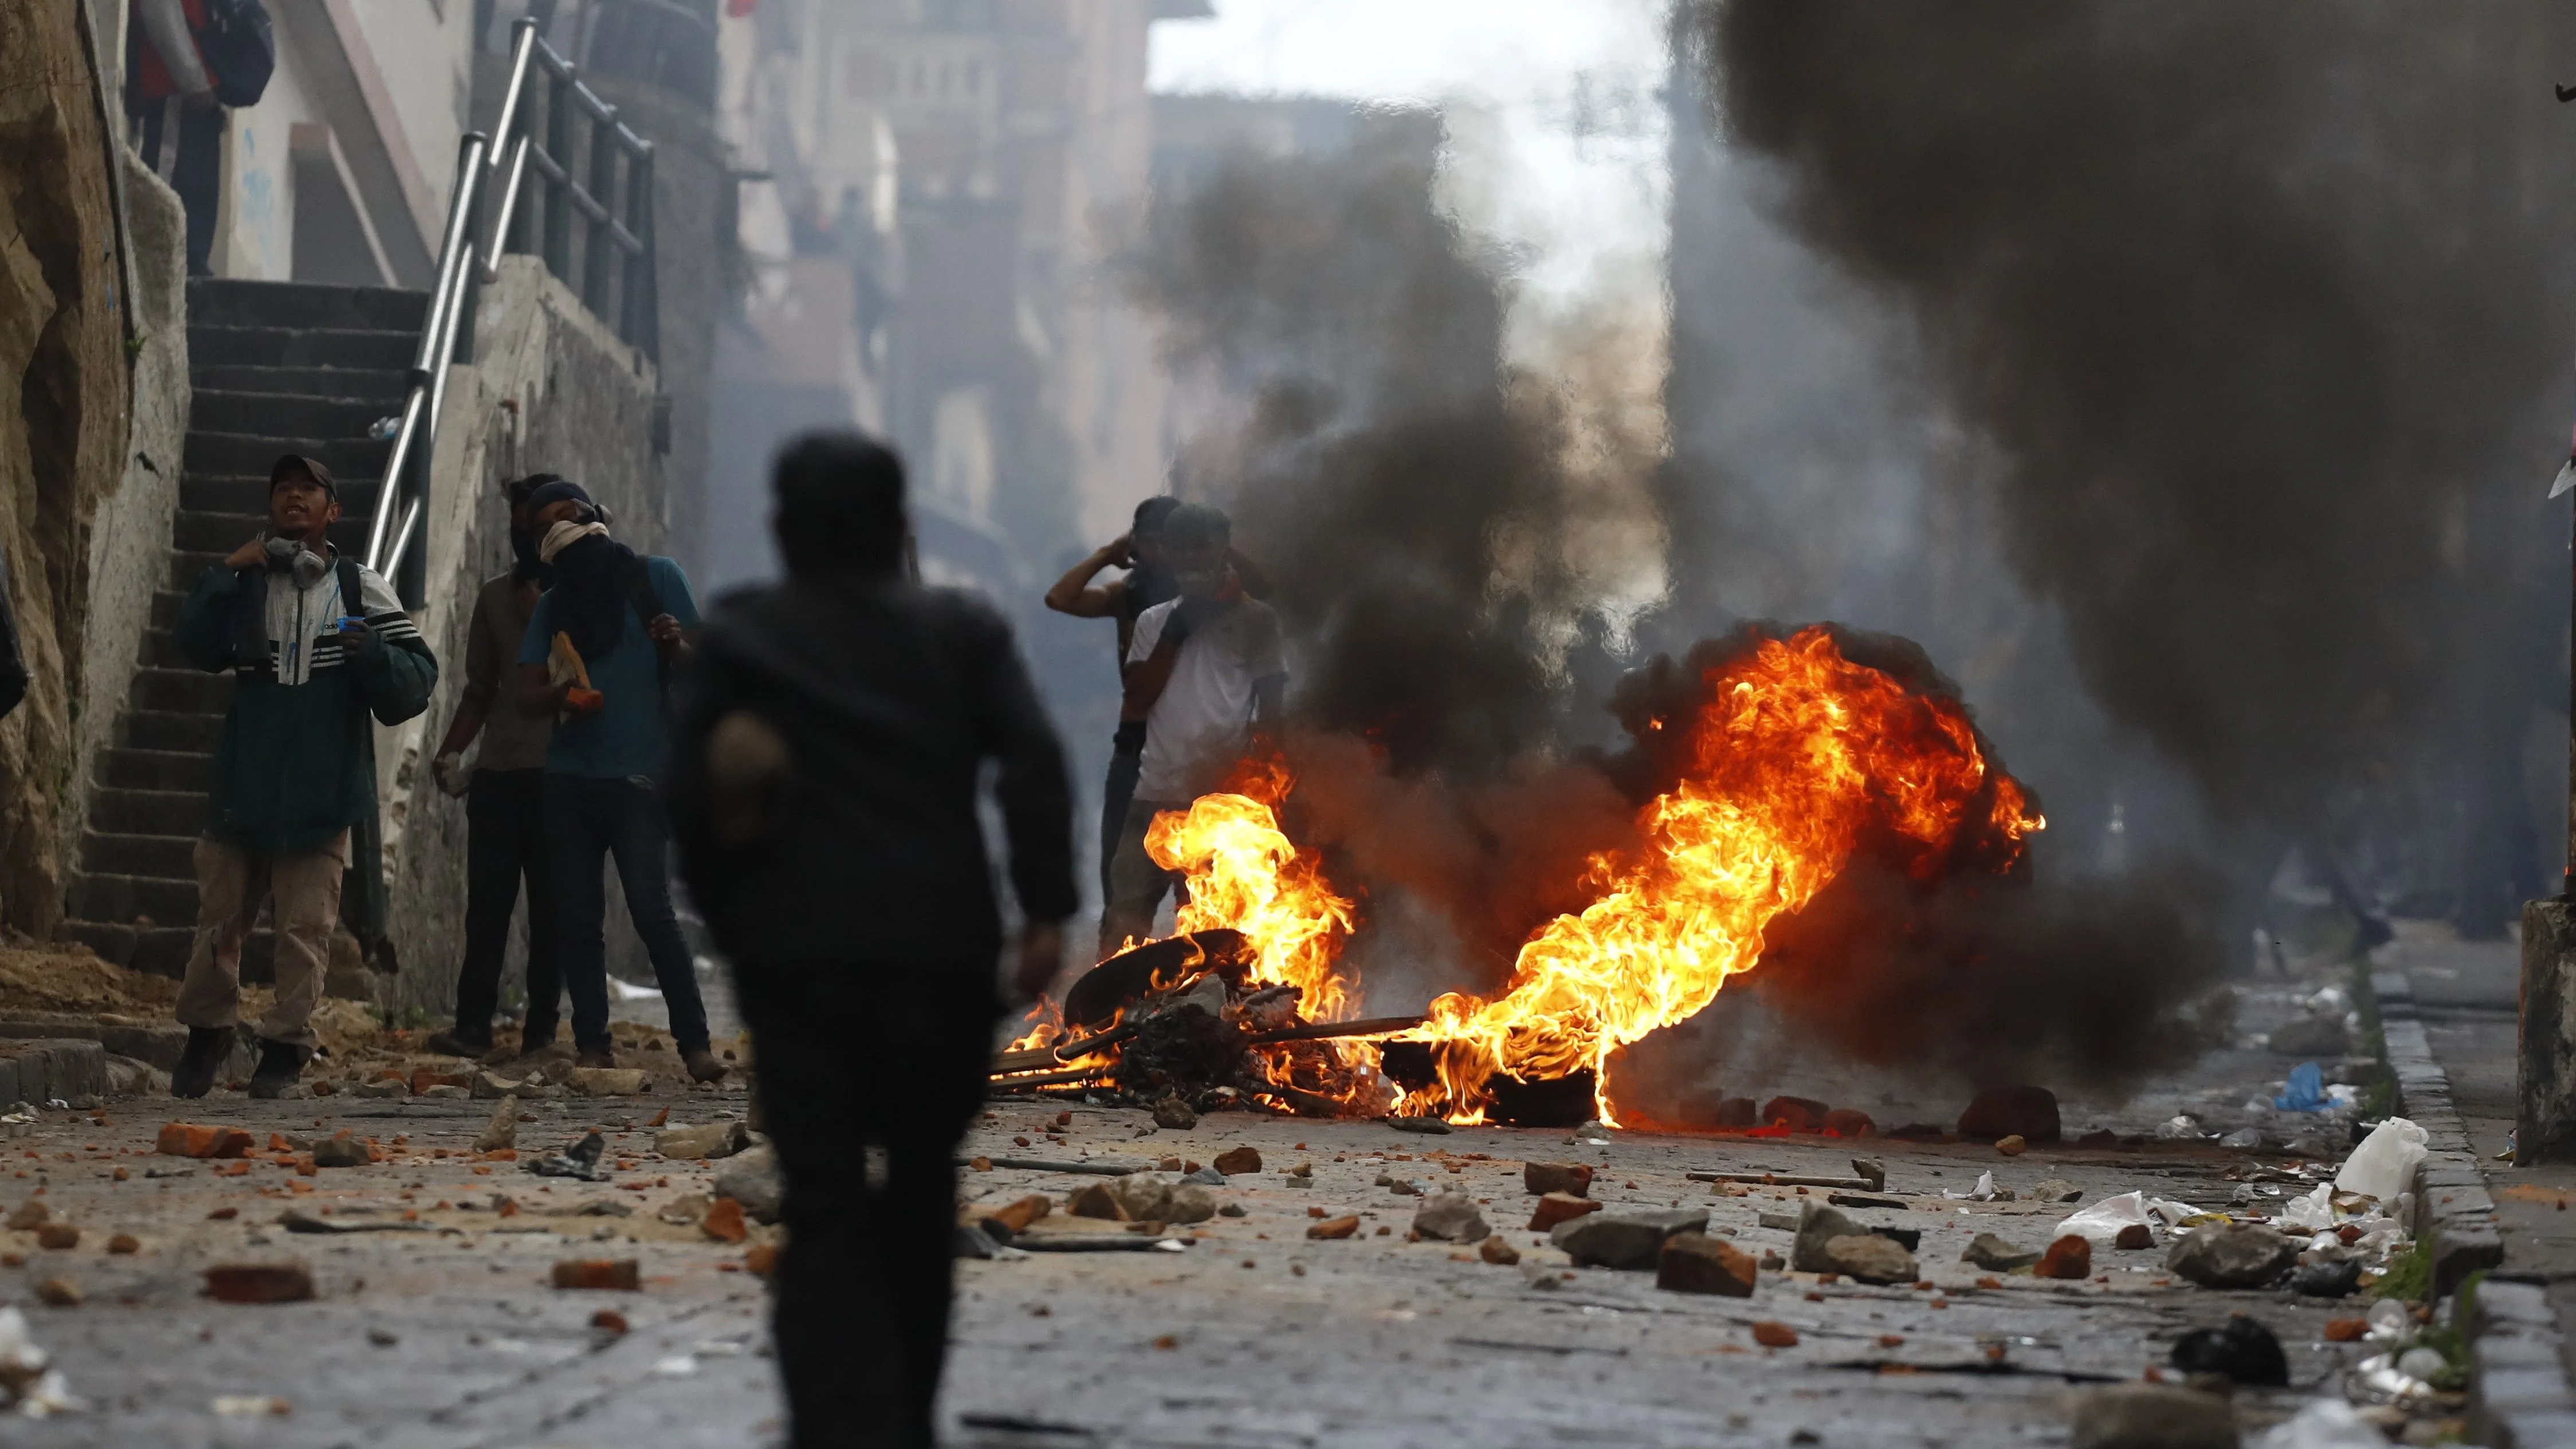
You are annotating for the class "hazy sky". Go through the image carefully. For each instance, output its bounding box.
[1148,0,1671,325]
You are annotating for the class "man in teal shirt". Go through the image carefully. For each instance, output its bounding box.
[513,480,722,1081]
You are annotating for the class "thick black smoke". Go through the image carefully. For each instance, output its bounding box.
[1702,2,2576,915]
[1131,112,2229,1089]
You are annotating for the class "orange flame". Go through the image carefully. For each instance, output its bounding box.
[1139,626,2039,1125]
[1145,790,1357,1024]
[1404,627,2039,1123]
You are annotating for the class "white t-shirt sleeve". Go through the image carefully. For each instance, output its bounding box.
[1127,599,1175,665]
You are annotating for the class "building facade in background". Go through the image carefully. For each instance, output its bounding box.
[706,0,1208,598]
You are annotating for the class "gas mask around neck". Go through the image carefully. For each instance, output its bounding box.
[264,534,330,590]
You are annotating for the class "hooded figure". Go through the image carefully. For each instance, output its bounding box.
[669,431,1073,1449]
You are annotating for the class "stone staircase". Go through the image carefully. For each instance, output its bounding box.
[56,278,426,980]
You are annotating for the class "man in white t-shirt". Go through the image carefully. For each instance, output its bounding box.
[1099,502,1285,955]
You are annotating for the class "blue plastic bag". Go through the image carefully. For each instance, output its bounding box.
[2274,1061,2325,1113]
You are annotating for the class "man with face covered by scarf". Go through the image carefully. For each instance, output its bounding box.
[420,475,564,1059]
[511,479,726,1082]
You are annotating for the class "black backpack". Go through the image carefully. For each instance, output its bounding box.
[198,0,275,108]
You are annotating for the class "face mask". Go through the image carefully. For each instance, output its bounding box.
[264,535,329,589]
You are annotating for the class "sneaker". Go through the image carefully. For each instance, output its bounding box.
[682,1048,728,1085]
[575,1045,615,1070]
[245,1039,312,1099]
[421,1027,492,1060]
[170,1026,232,1099]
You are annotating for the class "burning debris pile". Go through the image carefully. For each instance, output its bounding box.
[990,930,1415,1118]
[1000,625,2065,1126]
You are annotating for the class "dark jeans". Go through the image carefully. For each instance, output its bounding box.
[453,769,558,1047]
[546,774,710,1054]
[135,100,223,276]
[1098,720,1146,902]
[733,957,998,1449]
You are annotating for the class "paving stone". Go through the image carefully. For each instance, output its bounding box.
[1821,1233,1916,1285]
[1790,1200,1864,1273]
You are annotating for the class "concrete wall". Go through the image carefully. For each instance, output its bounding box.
[64,156,193,880]
[374,257,667,1020]
[0,2,138,935]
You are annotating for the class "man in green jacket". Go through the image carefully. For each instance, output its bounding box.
[169,455,438,1098]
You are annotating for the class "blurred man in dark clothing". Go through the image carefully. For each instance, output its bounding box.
[669,431,1074,1449]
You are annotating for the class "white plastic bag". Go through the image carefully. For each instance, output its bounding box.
[2337,1118,2428,1203]
[2054,1190,2151,1244]
[1943,1170,1996,1201]
[2254,1397,2392,1449]
[2278,1183,2335,1231]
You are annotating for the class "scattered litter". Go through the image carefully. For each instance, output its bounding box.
[1566,1120,1613,1146]
[2053,1191,2152,1246]
[2365,1298,2414,1348]
[525,1132,612,1183]
[2252,1397,2389,1449]
[0,1307,77,1417]
[211,1395,292,1417]
[1943,1171,1998,1202]
[2278,1184,2336,1232]
[2335,1119,2426,1203]
[2219,1127,2264,1149]
[650,1354,697,1378]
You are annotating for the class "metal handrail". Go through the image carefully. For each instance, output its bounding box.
[368,16,661,589]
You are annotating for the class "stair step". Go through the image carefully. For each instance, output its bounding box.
[188,390,400,443]
[54,921,275,982]
[148,590,186,631]
[189,325,417,371]
[180,474,385,517]
[130,667,231,716]
[66,873,200,929]
[80,830,201,879]
[125,709,222,753]
[184,431,390,481]
[89,787,206,837]
[186,277,430,333]
[191,364,413,402]
[100,746,210,793]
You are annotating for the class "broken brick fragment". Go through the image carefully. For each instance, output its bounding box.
[1065,1183,1127,1221]
[1822,1109,1876,1138]
[551,1259,641,1291]
[2112,1223,2153,1251]
[979,1195,1051,1235]
[1479,1235,1521,1266]
[700,1197,749,1244]
[156,1123,256,1160]
[107,1233,139,1255]
[2037,1235,2092,1279]
[36,1223,78,1251]
[205,1263,316,1303]
[1522,1162,1593,1197]
[745,1243,778,1278]
[1658,1232,1757,1297]
[2323,1318,2367,1342]
[1527,1192,1600,1231]
[1212,1146,1262,1177]
[590,1309,629,1337]
[1751,1320,1800,1348]
[1306,1215,1360,1240]
[5,1199,46,1230]
[35,1275,80,1307]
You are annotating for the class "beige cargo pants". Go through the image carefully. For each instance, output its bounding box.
[174,832,348,1050]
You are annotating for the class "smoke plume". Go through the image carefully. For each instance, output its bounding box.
[1701,2,2576,876]
[1132,110,2229,1090]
